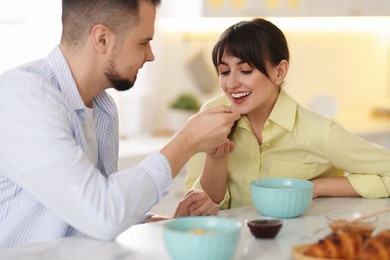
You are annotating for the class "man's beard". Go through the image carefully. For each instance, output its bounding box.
[105,60,136,91]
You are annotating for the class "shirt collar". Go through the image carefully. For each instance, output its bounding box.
[47,46,117,117]
[47,46,85,111]
[268,89,297,132]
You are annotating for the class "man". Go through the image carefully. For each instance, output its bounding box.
[0,0,240,248]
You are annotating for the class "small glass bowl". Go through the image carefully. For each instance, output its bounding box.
[246,218,283,239]
[326,212,378,236]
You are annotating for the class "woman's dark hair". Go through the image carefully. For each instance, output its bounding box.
[212,18,289,78]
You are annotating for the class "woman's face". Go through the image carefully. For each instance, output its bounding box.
[217,53,279,116]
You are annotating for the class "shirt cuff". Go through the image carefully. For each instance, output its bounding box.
[138,212,155,224]
[347,174,389,198]
[138,152,173,199]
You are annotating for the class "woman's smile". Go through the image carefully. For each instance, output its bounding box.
[231,91,252,104]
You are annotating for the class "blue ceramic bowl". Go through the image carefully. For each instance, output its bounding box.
[163,216,241,260]
[250,178,313,218]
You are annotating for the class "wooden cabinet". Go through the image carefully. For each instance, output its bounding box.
[202,0,390,17]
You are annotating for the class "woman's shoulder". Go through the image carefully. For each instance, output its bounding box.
[296,103,335,132]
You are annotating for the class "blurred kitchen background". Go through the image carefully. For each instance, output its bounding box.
[1,0,390,215]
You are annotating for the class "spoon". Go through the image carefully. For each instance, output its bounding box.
[350,206,390,223]
[331,206,390,229]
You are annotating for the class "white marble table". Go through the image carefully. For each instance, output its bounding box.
[1,197,390,260]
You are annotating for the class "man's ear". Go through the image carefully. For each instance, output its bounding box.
[273,59,289,85]
[90,24,112,53]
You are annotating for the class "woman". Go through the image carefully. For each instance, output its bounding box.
[185,18,390,210]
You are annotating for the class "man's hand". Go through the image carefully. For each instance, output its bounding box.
[180,106,240,153]
[161,105,240,177]
[174,189,218,217]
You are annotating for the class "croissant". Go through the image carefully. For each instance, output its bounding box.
[356,230,390,260]
[304,230,370,259]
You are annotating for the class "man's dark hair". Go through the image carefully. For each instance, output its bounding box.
[61,0,161,46]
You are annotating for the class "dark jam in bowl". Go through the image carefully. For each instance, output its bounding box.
[247,219,283,239]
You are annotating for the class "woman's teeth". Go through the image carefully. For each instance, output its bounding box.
[232,92,251,99]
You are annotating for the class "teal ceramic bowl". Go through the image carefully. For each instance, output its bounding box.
[250,178,313,218]
[163,216,241,260]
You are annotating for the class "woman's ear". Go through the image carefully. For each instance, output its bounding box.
[273,59,289,85]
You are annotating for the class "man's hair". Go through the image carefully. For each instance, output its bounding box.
[61,0,161,47]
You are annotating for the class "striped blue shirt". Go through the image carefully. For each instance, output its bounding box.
[0,46,173,248]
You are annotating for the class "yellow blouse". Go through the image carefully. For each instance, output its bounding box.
[185,90,390,209]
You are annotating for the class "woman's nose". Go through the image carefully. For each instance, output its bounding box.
[226,75,240,89]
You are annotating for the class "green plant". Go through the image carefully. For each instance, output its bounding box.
[170,93,200,111]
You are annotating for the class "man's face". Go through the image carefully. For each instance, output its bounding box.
[104,58,135,91]
[104,1,156,91]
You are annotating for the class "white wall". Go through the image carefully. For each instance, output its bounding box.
[0,1,62,74]
[284,28,390,128]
